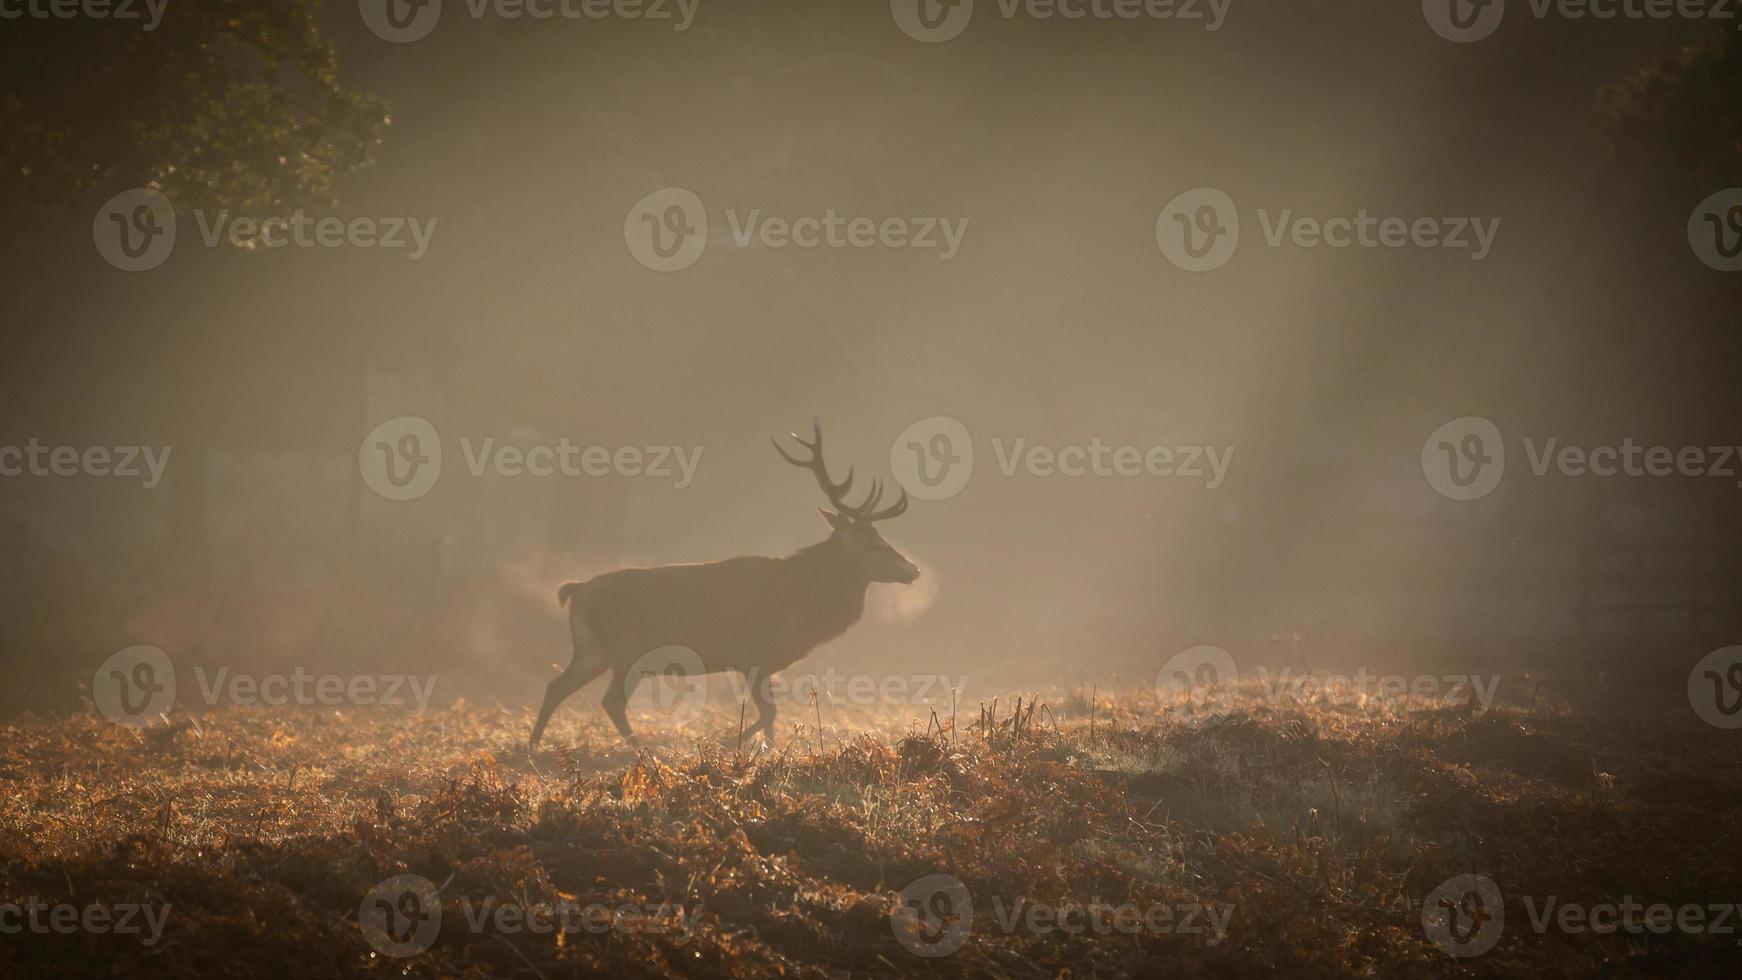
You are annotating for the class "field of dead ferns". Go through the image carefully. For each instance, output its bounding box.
[2,679,1739,978]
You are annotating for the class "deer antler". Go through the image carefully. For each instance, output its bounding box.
[773,417,856,514]
[773,419,908,523]
[860,478,908,523]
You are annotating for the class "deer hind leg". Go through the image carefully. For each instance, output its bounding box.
[529,656,606,750]
[601,668,645,748]
[529,616,609,750]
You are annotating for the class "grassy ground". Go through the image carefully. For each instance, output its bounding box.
[1,678,1738,978]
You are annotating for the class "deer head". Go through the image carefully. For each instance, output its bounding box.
[773,418,919,585]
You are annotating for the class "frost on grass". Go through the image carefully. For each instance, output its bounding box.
[0,680,1736,977]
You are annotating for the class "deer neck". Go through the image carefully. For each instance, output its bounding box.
[785,538,872,644]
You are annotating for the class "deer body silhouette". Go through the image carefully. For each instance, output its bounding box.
[529,420,918,750]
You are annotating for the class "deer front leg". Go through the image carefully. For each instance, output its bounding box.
[747,671,778,745]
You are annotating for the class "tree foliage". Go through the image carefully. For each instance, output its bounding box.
[1598,28,1742,184]
[0,1,387,235]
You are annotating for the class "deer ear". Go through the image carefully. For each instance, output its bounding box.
[819,508,850,531]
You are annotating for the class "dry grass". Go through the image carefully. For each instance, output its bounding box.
[1,679,1738,977]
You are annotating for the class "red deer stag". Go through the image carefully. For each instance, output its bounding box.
[529,420,917,750]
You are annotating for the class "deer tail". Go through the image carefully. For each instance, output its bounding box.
[557,581,585,608]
